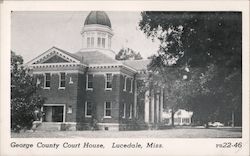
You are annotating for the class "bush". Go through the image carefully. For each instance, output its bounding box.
[11,51,45,132]
[11,97,44,132]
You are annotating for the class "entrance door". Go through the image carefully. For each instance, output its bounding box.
[52,106,64,122]
[43,106,64,122]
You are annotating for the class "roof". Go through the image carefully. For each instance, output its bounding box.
[84,11,111,28]
[52,47,83,62]
[175,109,193,118]
[25,46,82,65]
[27,46,150,73]
[74,51,119,65]
[122,59,151,71]
[162,109,193,119]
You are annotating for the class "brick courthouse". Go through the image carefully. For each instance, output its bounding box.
[27,11,164,131]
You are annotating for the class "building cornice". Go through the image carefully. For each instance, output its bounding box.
[32,70,85,74]
[89,63,121,69]
[30,62,86,69]
[81,24,114,36]
[89,63,137,73]
[30,62,139,76]
[79,48,116,55]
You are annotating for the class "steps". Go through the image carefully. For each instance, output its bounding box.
[35,122,62,131]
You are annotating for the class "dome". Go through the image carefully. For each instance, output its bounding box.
[84,11,111,28]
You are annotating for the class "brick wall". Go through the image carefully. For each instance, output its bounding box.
[76,73,87,123]
[84,73,120,123]
[35,72,80,122]
[119,75,135,124]
[34,69,137,126]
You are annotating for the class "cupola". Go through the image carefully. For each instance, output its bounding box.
[81,11,115,58]
[84,11,111,28]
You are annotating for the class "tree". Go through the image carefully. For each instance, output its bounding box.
[11,51,45,132]
[115,47,143,60]
[139,12,242,127]
[147,65,203,127]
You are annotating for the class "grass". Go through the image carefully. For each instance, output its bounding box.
[11,127,242,138]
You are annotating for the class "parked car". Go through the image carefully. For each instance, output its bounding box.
[208,122,224,127]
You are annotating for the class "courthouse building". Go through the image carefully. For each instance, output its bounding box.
[27,11,164,131]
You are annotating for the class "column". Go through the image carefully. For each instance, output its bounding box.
[134,80,137,118]
[151,90,154,123]
[144,90,150,123]
[160,88,164,122]
[156,93,159,123]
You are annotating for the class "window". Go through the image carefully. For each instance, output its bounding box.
[85,101,92,117]
[130,78,133,93]
[102,38,105,48]
[182,118,190,123]
[174,118,181,123]
[87,37,90,48]
[67,106,72,114]
[59,72,66,88]
[127,79,131,92]
[129,104,132,119]
[98,37,101,47]
[105,73,112,90]
[44,73,51,89]
[91,37,94,47]
[104,101,111,117]
[123,76,127,91]
[86,74,93,90]
[122,103,126,118]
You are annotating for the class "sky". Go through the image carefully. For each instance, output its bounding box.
[11,11,160,63]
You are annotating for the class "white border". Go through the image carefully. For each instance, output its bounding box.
[0,1,249,156]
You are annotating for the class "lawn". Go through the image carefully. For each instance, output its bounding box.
[11,127,242,138]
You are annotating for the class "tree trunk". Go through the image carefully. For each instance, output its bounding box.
[204,120,209,128]
[231,111,234,127]
[205,122,209,128]
[171,110,175,127]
